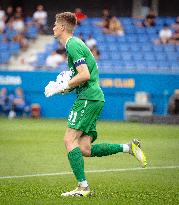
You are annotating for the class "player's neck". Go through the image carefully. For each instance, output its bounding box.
[59,33,73,47]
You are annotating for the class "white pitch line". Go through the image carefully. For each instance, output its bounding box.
[0,165,179,180]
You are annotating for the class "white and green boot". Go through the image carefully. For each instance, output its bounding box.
[61,185,90,197]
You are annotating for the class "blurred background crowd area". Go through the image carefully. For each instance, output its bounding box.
[0,0,178,73]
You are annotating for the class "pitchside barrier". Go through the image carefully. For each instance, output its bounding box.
[0,71,179,120]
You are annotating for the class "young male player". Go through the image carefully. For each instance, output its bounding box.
[45,12,147,197]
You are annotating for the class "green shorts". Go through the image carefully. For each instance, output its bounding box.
[67,99,104,143]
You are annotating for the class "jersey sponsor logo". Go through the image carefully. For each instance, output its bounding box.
[74,58,86,67]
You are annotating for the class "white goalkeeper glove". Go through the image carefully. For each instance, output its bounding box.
[44,80,70,97]
[56,71,72,84]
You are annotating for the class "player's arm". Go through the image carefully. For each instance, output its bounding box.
[68,64,90,88]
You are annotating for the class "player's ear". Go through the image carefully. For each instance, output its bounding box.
[61,24,65,31]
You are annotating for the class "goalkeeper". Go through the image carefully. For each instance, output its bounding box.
[45,12,147,197]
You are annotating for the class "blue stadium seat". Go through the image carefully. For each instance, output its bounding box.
[110,52,121,60]
[135,61,147,70]
[130,44,141,52]
[175,46,179,52]
[0,42,8,52]
[126,35,138,43]
[98,45,107,52]
[136,28,146,34]
[0,34,6,42]
[138,35,149,43]
[146,61,158,68]
[144,53,155,61]
[120,17,132,25]
[158,61,171,69]
[165,17,175,25]
[167,52,178,61]
[155,52,167,61]
[105,36,116,43]
[95,35,105,43]
[132,52,143,60]
[6,28,17,40]
[26,26,38,39]
[9,42,20,54]
[163,45,175,52]
[146,28,157,35]
[125,27,135,34]
[141,44,152,52]
[112,60,125,69]
[108,46,119,52]
[100,52,110,60]
[153,45,164,52]
[118,43,130,51]
[0,52,11,64]
[171,62,179,71]
[115,37,126,43]
[98,60,113,73]
[121,52,132,61]
[124,61,136,70]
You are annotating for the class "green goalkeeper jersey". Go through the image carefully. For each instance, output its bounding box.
[66,37,105,102]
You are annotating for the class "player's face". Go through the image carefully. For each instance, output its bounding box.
[53,21,64,38]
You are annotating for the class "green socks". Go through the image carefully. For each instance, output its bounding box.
[91,143,123,157]
[68,144,125,182]
[68,147,86,182]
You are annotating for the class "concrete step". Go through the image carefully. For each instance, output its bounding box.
[8,34,54,71]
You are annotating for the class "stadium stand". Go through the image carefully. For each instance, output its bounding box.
[0,13,179,73]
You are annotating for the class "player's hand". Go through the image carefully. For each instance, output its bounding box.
[56,71,72,84]
[44,81,70,97]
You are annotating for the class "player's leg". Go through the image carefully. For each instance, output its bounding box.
[62,127,90,197]
[79,130,147,167]
[79,132,129,157]
[79,135,92,157]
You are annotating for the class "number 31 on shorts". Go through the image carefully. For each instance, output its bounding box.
[68,111,77,123]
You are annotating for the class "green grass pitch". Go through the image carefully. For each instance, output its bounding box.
[0,118,179,205]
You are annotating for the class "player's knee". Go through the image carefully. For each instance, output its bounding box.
[80,146,91,157]
[64,132,79,151]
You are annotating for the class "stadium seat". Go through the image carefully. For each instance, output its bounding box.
[9,42,20,54]
[100,52,110,60]
[136,28,146,34]
[26,26,38,39]
[70,16,179,74]
[121,52,132,61]
[155,52,167,61]
[132,52,143,61]
[146,61,158,68]
[163,45,175,52]
[138,35,149,43]
[126,35,138,43]
[130,44,141,52]
[167,53,178,61]
[119,43,130,51]
[110,52,121,60]
[108,45,118,52]
[0,42,8,52]
[153,45,164,52]
[141,44,152,52]
[0,52,10,64]
[135,61,147,70]
[144,53,155,61]
[124,61,136,70]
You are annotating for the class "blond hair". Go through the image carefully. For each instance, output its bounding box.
[56,12,77,33]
